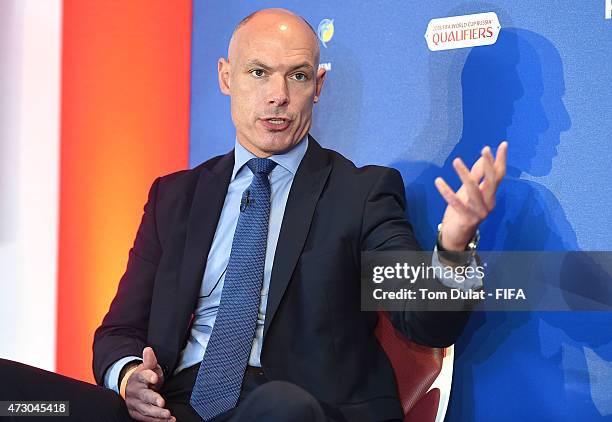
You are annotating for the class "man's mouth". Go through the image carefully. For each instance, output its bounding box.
[260,117,291,131]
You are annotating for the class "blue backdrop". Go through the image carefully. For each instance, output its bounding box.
[189,1,612,420]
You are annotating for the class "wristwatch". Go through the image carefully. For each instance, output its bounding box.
[436,223,480,265]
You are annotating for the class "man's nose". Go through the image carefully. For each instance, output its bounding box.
[267,75,289,107]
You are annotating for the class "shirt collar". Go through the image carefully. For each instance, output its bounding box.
[231,134,309,181]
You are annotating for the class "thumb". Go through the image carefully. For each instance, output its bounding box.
[142,346,158,370]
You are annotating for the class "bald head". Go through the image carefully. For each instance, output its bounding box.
[228,8,320,67]
[234,8,317,37]
[217,8,326,158]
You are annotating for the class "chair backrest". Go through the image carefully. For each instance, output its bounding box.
[374,311,450,421]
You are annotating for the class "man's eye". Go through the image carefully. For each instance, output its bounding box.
[292,72,308,81]
[250,69,265,78]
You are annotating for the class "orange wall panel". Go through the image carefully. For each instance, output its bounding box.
[57,0,192,383]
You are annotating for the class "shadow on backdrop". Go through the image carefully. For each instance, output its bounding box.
[392,25,612,421]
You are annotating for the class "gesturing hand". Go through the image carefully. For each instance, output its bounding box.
[124,347,176,422]
[435,141,508,251]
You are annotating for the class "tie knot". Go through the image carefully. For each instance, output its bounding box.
[247,158,277,175]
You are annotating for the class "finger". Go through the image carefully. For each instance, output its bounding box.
[128,408,174,422]
[480,146,497,207]
[129,391,172,421]
[153,364,164,377]
[452,158,487,215]
[454,157,481,195]
[137,369,159,386]
[140,388,166,409]
[434,177,472,217]
[126,396,173,422]
[142,347,158,370]
[150,365,165,390]
[134,400,172,420]
[469,156,486,187]
[494,141,508,180]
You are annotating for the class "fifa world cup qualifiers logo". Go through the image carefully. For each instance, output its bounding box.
[425,12,500,51]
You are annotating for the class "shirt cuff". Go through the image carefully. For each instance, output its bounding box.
[431,244,483,291]
[103,355,142,394]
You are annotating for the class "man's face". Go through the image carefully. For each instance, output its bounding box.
[218,12,326,157]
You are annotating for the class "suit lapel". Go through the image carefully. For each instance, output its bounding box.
[175,151,234,347]
[263,136,332,338]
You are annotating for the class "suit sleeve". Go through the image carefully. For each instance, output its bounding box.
[92,177,162,385]
[360,168,471,348]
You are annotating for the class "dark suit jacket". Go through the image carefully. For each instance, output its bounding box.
[93,136,470,421]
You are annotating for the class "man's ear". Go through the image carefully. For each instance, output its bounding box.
[313,67,326,103]
[218,58,231,95]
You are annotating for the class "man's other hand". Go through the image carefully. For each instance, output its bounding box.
[435,141,508,251]
[125,347,176,422]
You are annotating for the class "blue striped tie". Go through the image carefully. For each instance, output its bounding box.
[190,157,277,421]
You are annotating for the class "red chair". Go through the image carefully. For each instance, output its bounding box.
[375,311,454,422]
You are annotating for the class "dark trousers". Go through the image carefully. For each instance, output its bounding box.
[0,359,357,422]
[163,364,333,422]
[0,358,129,422]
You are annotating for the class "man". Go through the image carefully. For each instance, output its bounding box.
[93,8,507,422]
[0,7,506,422]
